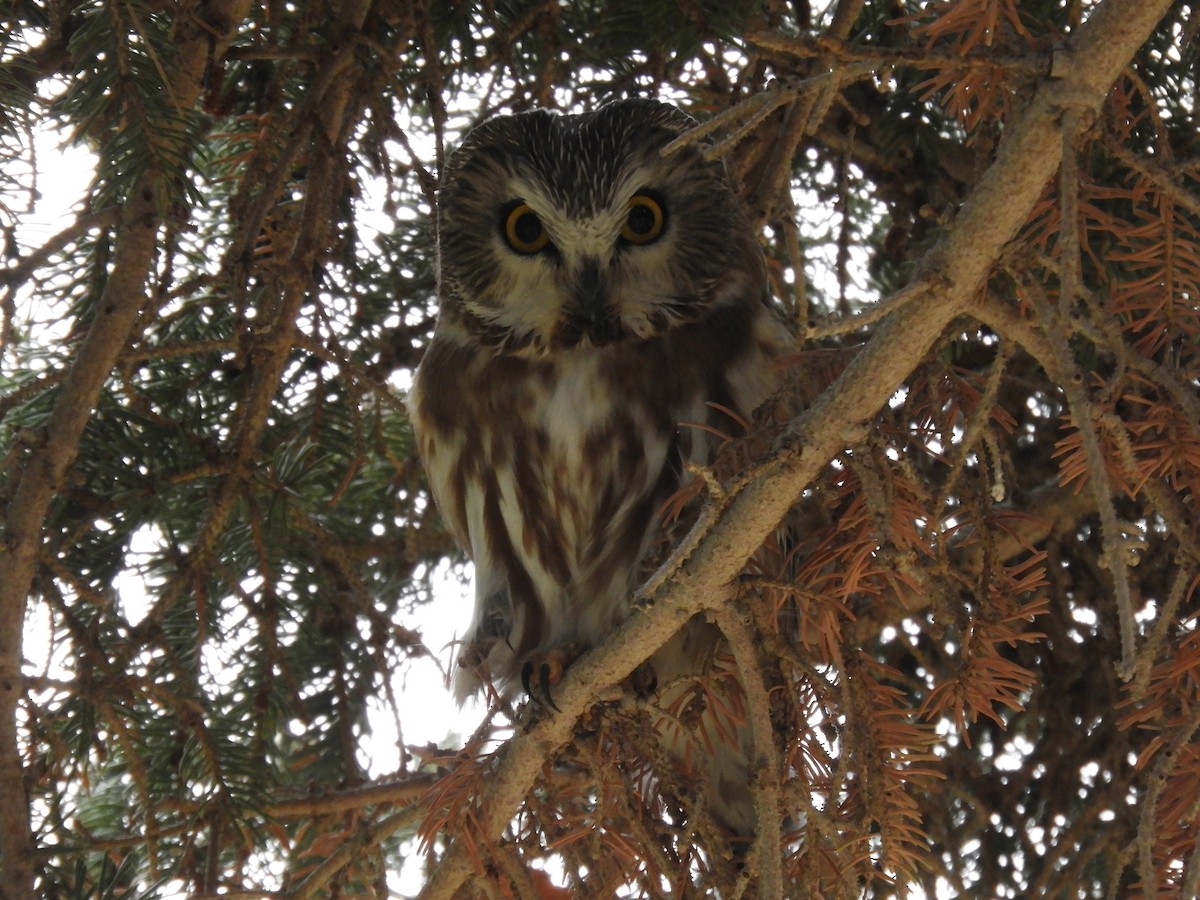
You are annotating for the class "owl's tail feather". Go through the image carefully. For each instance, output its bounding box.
[650,618,758,844]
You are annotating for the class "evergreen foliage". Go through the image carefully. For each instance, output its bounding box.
[0,0,1197,896]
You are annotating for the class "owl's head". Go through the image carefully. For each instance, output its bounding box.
[435,98,764,355]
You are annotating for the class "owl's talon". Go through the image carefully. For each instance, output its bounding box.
[519,649,573,709]
[520,659,559,710]
[540,663,561,711]
[520,660,535,698]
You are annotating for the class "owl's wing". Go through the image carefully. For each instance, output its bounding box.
[646,308,794,842]
[408,337,517,701]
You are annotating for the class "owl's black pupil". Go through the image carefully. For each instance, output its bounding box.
[514,211,542,244]
[627,203,656,235]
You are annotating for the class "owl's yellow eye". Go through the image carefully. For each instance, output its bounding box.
[503,202,550,254]
[621,193,666,245]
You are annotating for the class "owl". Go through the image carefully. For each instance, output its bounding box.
[408,98,788,840]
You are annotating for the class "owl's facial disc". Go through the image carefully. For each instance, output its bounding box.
[498,190,667,257]
[559,256,623,348]
[488,187,677,349]
[438,100,751,356]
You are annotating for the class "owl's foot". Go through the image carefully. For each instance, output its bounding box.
[520,648,575,711]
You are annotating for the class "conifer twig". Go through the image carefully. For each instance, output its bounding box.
[712,608,784,899]
[0,4,255,896]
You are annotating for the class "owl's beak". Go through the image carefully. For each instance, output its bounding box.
[565,257,622,347]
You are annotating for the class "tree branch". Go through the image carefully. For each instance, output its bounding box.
[0,4,254,896]
[714,608,784,897]
[416,0,1176,896]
